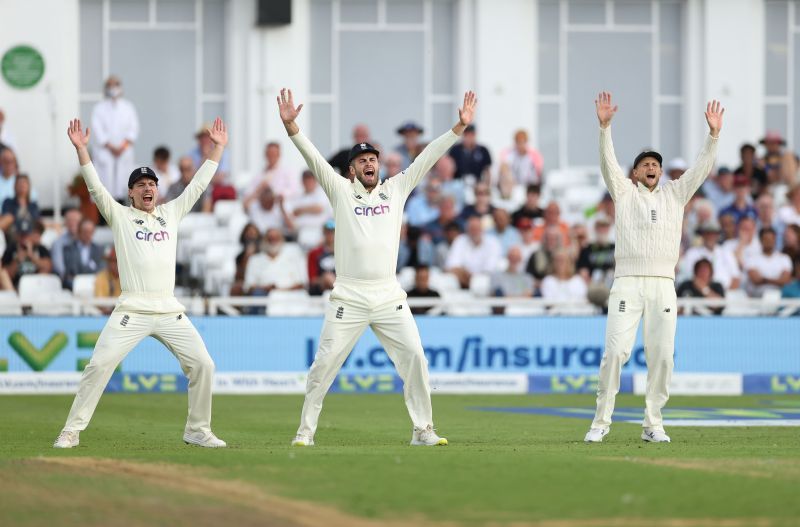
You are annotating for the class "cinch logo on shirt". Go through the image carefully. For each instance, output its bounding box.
[135,230,170,241]
[354,204,390,216]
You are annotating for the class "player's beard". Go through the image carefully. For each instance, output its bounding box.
[356,169,379,191]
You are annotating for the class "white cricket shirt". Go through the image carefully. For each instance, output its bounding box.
[80,160,218,313]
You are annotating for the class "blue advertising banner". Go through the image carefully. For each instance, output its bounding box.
[0,316,798,376]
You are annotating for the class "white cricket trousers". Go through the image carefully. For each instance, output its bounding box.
[297,279,434,438]
[591,276,677,432]
[63,310,215,434]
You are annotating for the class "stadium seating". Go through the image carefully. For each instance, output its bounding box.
[18,274,75,315]
[0,290,23,315]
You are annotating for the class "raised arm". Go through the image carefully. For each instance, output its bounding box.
[670,100,724,204]
[395,91,477,196]
[278,88,342,198]
[595,92,629,202]
[67,119,119,222]
[169,117,227,219]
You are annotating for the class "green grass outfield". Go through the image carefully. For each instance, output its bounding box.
[1,393,799,527]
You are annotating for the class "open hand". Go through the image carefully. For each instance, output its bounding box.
[705,100,724,137]
[458,91,477,126]
[67,119,90,149]
[207,117,228,147]
[595,92,618,128]
[277,88,303,123]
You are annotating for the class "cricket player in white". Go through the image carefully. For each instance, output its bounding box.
[278,89,477,447]
[585,93,724,443]
[53,118,229,449]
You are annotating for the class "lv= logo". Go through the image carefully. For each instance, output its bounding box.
[5,331,107,372]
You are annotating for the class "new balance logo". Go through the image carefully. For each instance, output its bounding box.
[335,306,344,320]
[651,209,657,223]
[619,300,626,313]
[396,305,403,311]
[663,308,671,313]
[354,194,363,200]
[120,314,130,327]
[133,219,144,225]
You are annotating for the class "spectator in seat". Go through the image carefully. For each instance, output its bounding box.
[67,174,99,225]
[0,147,22,205]
[445,215,501,288]
[756,192,784,248]
[247,141,300,201]
[243,228,307,295]
[244,184,293,235]
[512,184,544,227]
[532,202,570,246]
[329,124,372,177]
[527,225,562,281]
[703,166,736,212]
[406,178,443,227]
[781,258,800,298]
[152,145,179,195]
[745,227,793,297]
[723,216,761,270]
[491,245,534,298]
[540,249,587,301]
[719,211,737,242]
[422,195,461,245]
[759,131,786,181]
[736,143,767,194]
[577,214,615,286]
[0,174,39,242]
[448,124,491,181]
[676,258,725,314]
[2,221,52,288]
[488,207,521,255]
[783,224,800,262]
[290,170,333,246]
[188,122,230,176]
[500,129,543,186]
[94,246,121,313]
[432,155,465,213]
[459,181,495,227]
[163,156,205,212]
[381,151,403,182]
[680,220,741,291]
[50,208,83,279]
[62,219,105,289]
[719,174,758,224]
[778,184,800,228]
[662,158,687,185]
[395,121,424,169]
[407,264,441,315]
[230,223,261,296]
[307,220,336,296]
[491,166,525,213]
[432,220,462,269]
[202,169,237,212]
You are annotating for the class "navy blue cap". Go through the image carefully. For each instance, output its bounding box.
[633,150,662,169]
[396,121,424,135]
[128,166,159,188]
[348,142,380,163]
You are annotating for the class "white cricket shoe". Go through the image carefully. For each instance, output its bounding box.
[641,429,671,443]
[53,430,79,449]
[410,425,448,446]
[183,430,227,448]
[291,434,314,447]
[584,428,609,443]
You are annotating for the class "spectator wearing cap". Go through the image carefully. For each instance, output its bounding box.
[91,75,140,200]
[540,249,587,302]
[679,220,741,291]
[778,184,800,228]
[447,124,492,181]
[163,156,207,211]
[94,246,121,311]
[759,131,786,176]
[491,245,534,298]
[500,129,544,186]
[289,169,333,248]
[722,216,761,270]
[62,219,105,290]
[432,155,465,213]
[328,124,373,176]
[511,184,544,226]
[395,121,424,169]
[308,220,336,295]
[719,174,758,224]
[188,122,231,175]
[406,178,443,227]
[152,146,179,195]
[735,143,767,194]
[247,141,300,201]
[659,158,687,186]
[703,166,736,211]
[745,227,792,297]
[577,213,615,286]
[676,258,725,314]
[1,220,52,288]
[407,265,441,315]
[488,208,522,255]
[0,174,39,242]
[422,195,461,245]
[445,215,502,288]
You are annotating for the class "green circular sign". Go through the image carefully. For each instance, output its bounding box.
[2,45,45,89]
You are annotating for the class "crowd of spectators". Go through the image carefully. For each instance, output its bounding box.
[2,76,800,314]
